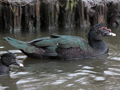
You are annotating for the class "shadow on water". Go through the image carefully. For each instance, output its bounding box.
[0,27,120,90]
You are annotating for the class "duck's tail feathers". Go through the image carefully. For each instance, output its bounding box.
[4,37,28,50]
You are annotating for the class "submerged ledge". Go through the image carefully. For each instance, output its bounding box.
[0,0,120,31]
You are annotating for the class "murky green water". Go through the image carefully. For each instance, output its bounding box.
[0,26,120,90]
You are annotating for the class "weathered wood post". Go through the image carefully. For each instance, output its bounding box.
[0,0,120,32]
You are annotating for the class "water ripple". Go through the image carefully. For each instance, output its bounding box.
[0,86,9,90]
[108,56,120,61]
[0,51,8,54]
[104,71,120,76]
[66,84,74,87]
[0,46,4,48]
[75,70,96,74]
[108,68,120,72]
[82,66,94,69]
[68,72,88,77]
[16,78,40,84]
[8,50,22,53]
[16,55,27,59]
[94,76,105,81]
[74,77,89,84]
[51,80,67,85]
[10,72,33,79]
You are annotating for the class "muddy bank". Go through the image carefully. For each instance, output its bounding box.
[0,0,120,31]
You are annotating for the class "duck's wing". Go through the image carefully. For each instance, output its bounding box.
[28,37,60,56]
[28,37,59,47]
[51,35,93,59]
[51,35,90,51]
[4,37,60,57]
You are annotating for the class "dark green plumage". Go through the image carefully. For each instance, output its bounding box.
[4,23,116,59]
[4,35,91,59]
[55,35,89,50]
[51,35,93,59]
[4,36,60,58]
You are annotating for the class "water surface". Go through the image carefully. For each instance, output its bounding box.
[0,26,120,90]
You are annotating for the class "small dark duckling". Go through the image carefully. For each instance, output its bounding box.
[0,53,24,75]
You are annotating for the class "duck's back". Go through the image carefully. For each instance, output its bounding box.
[52,35,94,59]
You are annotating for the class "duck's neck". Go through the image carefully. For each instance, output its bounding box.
[88,39,109,55]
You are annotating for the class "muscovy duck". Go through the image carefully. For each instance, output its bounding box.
[0,53,24,75]
[4,23,116,59]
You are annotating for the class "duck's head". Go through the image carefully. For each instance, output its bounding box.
[1,53,24,67]
[88,23,116,41]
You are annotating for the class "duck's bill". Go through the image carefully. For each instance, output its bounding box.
[19,63,24,67]
[107,32,116,36]
[14,60,24,67]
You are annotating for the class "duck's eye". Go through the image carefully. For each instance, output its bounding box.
[101,27,104,30]
[99,27,104,30]
[99,27,108,30]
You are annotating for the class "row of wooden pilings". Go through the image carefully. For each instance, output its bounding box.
[0,0,120,31]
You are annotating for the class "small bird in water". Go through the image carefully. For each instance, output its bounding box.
[0,53,24,75]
